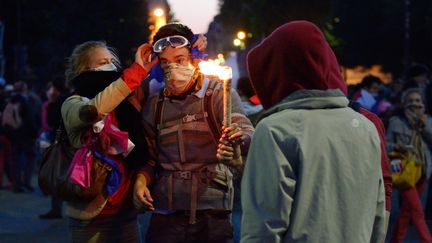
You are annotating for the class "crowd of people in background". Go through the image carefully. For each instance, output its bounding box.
[0,20,431,242]
[0,79,68,217]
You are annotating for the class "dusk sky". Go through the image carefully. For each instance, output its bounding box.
[167,0,219,34]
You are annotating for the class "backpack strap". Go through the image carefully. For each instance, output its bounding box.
[153,91,166,175]
[204,80,222,145]
[154,91,165,133]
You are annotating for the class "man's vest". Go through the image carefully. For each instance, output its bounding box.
[151,80,234,223]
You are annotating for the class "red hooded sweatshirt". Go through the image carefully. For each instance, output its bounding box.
[247,20,391,210]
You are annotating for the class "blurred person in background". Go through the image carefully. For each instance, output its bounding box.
[39,80,68,219]
[353,75,391,116]
[1,81,38,192]
[0,77,12,189]
[386,88,432,243]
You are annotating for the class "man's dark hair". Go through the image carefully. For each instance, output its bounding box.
[360,75,382,89]
[153,22,194,45]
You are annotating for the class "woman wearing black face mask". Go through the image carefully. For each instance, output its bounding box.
[61,40,158,243]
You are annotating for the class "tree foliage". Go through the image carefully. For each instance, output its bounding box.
[0,0,150,85]
[213,0,432,75]
[212,0,331,50]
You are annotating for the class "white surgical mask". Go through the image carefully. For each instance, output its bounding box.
[163,63,196,96]
[93,63,117,72]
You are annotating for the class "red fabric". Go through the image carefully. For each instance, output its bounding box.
[122,63,148,90]
[247,21,346,109]
[249,95,261,105]
[40,101,53,134]
[100,156,135,214]
[390,177,432,243]
[351,89,361,100]
[359,108,392,211]
[97,114,129,155]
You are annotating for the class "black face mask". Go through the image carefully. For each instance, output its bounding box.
[71,71,122,98]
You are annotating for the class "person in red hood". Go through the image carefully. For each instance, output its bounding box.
[241,20,387,243]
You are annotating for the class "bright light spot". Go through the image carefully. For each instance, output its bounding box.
[334,17,340,23]
[217,53,225,65]
[220,66,232,80]
[154,8,164,17]
[233,39,241,46]
[198,60,233,80]
[237,31,246,40]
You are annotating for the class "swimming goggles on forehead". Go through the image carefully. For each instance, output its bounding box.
[153,35,190,53]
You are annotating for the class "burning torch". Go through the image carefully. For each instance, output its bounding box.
[198,60,243,168]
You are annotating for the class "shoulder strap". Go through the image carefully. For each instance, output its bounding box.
[154,91,165,133]
[54,118,69,145]
[204,80,222,144]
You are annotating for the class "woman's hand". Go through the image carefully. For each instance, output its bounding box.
[135,43,158,73]
[394,143,407,152]
[192,34,207,52]
[405,104,427,130]
[133,174,154,211]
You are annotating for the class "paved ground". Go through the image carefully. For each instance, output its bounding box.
[0,186,70,243]
[0,176,430,243]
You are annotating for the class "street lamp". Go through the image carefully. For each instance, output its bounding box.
[154,8,164,17]
[233,39,242,47]
[149,7,166,42]
[237,31,246,40]
[234,30,249,49]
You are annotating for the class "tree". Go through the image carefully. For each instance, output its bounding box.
[0,0,151,86]
[212,0,432,76]
[212,0,332,52]
[331,0,432,75]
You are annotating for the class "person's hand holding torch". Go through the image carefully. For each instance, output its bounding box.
[198,61,243,168]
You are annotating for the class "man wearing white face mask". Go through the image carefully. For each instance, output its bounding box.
[137,22,255,243]
[163,62,197,96]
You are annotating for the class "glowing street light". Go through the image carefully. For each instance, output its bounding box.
[237,31,246,40]
[149,7,166,42]
[233,39,242,47]
[154,8,164,17]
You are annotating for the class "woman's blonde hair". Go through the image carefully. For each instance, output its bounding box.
[65,41,120,87]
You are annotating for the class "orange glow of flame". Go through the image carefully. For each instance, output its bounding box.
[198,59,232,80]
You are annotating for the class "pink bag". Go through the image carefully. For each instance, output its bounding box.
[69,147,94,188]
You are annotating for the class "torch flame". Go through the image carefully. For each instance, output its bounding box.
[198,59,232,80]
